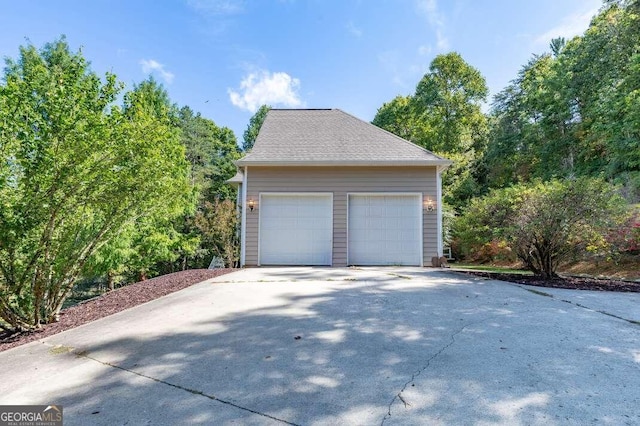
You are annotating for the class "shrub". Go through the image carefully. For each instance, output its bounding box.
[509,178,627,278]
[194,199,239,268]
[453,185,528,262]
[455,178,629,277]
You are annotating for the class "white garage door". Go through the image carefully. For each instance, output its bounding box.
[348,194,422,266]
[259,194,333,265]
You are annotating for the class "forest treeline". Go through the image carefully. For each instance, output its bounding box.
[373,0,639,274]
[375,1,639,204]
[1,0,638,331]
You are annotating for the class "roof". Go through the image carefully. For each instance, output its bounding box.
[235,109,452,167]
[225,169,244,185]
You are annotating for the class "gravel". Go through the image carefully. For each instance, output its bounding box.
[0,269,233,352]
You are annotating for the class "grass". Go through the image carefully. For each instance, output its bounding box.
[453,254,639,281]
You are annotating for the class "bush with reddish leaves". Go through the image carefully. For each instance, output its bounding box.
[608,213,640,255]
[454,178,629,277]
[474,240,515,263]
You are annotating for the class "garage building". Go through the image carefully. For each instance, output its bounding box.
[228,109,452,267]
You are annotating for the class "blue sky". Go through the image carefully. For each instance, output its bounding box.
[0,0,601,143]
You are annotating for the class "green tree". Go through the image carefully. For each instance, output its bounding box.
[453,185,528,261]
[132,76,178,123]
[563,2,640,199]
[415,53,489,208]
[179,106,241,201]
[482,55,560,188]
[372,95,419,142]
[414,52,488,155]
[177,105,242,270]
[242,105,270,152]
[550,37,566,57]
[88,79,200,285]
[0,38,191,331]
[373,53,489,208]
[482,2,640,199]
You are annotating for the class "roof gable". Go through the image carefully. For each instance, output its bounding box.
[236,109,451,166]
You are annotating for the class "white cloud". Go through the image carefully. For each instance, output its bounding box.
[346,21,363,38]
[415,0,449,52]
[416,0,437,17]
[535,7,598,45]
[139,59,175,84]
[186,0,244,15]
[378,50,427,88]
[378,50,403,86]
[435,29,449,51]
[418,45,432,56]
[228,70,303,112]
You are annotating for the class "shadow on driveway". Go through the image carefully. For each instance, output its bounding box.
[1,269,639,425]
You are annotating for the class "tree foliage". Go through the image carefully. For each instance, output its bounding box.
[194,199,239,268]
[510,179,627,277]
[455,178,628,277]
[414,52,488,155]
[179,106,241,201]
[371,2,640,274]
[0,39,191,331]
[89,85,244,282]
[371,95,416,141]
[242,104,270,152]
[87,78,200,286]
[482,2,640,200]
[453,185,526,262]
[177,106,241,270]
[373,53,488,208]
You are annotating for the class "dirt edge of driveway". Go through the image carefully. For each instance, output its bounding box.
[457,270,640,293]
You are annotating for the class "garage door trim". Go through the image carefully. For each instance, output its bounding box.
[347,192,423,267]
[258,192,334,266]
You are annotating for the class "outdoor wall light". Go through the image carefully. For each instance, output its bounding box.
[425,198,436,212]
[248,198,255,212]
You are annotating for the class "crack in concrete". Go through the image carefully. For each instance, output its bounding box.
[516,285,640,326]
[65,347,300,426]
[380,318,489,425]
[448,270,639,326]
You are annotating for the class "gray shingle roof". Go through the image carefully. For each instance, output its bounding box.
[225,169,244,185]
[236,109,452,166]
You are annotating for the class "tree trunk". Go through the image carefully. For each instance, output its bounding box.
[107,271,115,291]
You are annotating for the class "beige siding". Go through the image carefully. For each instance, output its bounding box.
[245,166,438,267]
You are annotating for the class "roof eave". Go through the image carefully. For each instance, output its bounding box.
[225,169,244,185]
[235,160,453,167]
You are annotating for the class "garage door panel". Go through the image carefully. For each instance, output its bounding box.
[260,194,332,266]
[348,194,421,266]
[400,231,416,242]
[369,229,385,241]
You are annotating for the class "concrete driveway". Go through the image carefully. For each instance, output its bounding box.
[1,267,639,425]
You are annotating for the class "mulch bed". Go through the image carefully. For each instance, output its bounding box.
[0,269,234,352]
[458,270,640,293]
